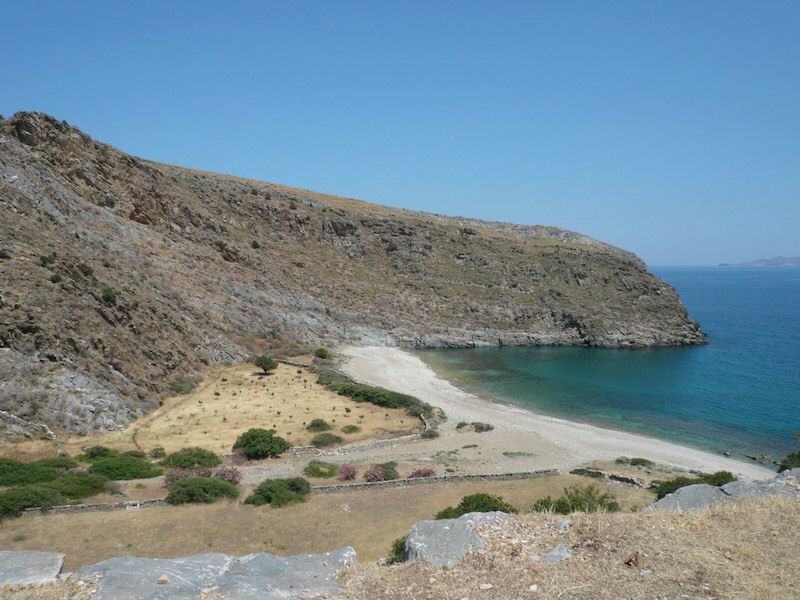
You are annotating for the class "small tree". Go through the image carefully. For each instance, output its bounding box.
[233,428,291,459]
[254,355,278,376]
[314,348,330,359]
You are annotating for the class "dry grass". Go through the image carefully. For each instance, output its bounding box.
[339,496,800,599]
[1,363,418,458]
[1,577,97,600]
[0,475,650,571]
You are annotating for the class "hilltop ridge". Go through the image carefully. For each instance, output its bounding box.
[0,112,703,434]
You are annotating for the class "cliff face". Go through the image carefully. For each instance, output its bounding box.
[0,112,704,433]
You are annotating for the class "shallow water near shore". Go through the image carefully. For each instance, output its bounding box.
[417,267,800,461]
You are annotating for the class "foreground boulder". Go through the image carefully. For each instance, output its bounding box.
[648,468,800,512]
[0,550,64,586]
[77,547,357,599]
[404,511,510,567]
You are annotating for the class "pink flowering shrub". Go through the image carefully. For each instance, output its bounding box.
[337,463,357,481]
[164,467,212,488]
[364,466,386,482]
[408,467,436,479]
[212,466,243,486]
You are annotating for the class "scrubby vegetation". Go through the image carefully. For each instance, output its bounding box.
[456,421,494,433]
[386,536,407,565]
[244,477,311,507]
[337,463,357,481]
[531,484,620,514]
[408,467,436,479]
[435,493,518,519]
[314,347,330,359]
[88,455,163,481]
[364,462,400,482]
[341,424,361,434]
[233,428,291,459]
[164,468,212,488]
[303,460,338,478]
[316,369,435,419]
[311,432,343,448]
[779,452,800,472]
[40,472,108,499]
[163,447,222,469]
[0,457,77,486]
[0,486,66,517]
[165,477,238,505]
[212,466,243,486]
[306,418,331,432]
[168,380,198,395]
[420,429,440,439]
[616,456,654,468]
[651,471,737,499]
[254,354,278,375]
[149,447,167,460]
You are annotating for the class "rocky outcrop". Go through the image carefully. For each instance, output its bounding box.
[648,468,800,512]
[0,111,705,433]
[0,551,64,586]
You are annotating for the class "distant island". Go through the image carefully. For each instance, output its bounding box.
[719,256,800,267]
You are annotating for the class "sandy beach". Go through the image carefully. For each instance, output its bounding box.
[338,346,774,480]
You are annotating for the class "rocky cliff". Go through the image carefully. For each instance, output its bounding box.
[0,112,704,434]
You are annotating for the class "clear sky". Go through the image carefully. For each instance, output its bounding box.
[2,1,798,265]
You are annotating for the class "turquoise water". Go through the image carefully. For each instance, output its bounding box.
[417,267,800,460]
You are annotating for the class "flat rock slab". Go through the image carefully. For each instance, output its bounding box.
[77,547,356,600]
[404,511,510,567]
[544,545,570,564]
[647,484,729,512]
[0,550,64,586]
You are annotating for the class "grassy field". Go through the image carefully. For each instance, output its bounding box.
[1,362,418,459]
[0,475,652,570]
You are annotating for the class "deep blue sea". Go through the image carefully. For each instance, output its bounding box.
[417,268,800,460]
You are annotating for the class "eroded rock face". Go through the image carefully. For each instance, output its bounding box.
[76,547,357,600]
[404,512,510,567]
[0,111,705,433]
[0,550,64,586]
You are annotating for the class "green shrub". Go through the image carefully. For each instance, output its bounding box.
[311,432,343,448]
[41,472,108,500]
[251,240,260,249]
[82,446,116,460]
[651,471,737,499]
[0,486,66,517]
[50,273,62,283]
[169,380,197,395]
[303,460,338,478]
[420,429,440,439]
[386,536,406,565]
[0,458,73,487]
[778,451,800,472]
[233,428,291,459]
[165,477,238,505]
[39,254,56,267]
[88,455,163,481]
[163,447,221,469]
[149,447,167,460]
[31,456,78,470]
[531,485,620,514]
[244,477,310,507]
[313,348,330,359]
[630,457,654,467]
[316,370,435,419]
[306,418,331,432]
[254,355,278,375]
[435,493,518,519]
[100,286,116,305]
[123,450,147,459]
[341,425,361,434]
[472,422,493,433]
[0,249,9,259]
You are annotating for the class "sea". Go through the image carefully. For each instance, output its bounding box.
[416,267,800,461]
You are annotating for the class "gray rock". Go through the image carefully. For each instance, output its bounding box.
[721,480,796,499]
[404,512,510,567]
[647,484,729,512]
[0,550,64,586]
[544,545,570,564]
[554,519,572,532]
[77,548,357,600]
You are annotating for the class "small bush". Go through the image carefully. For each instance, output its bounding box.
[0,249,9,259]
[316,370,436,419]
[169,380,197,395]
[245,477,310,507]
[50,273,62,283]
[311,432,343,448]
[149,447,167,460]
[313,348,330,359]
[531,485,620,514]
[651,471,737,499]
[123,450,147,459]
[233,428,291,459]
[82,446,115,460]
[408,467,436,479]
[473,422,494,433]
[212,466,243,486]
[778,451,800,472]
[364,462,399,482]
[386,536,406,565]
[0,457,72,487]
[629,457,654,467]
[303,460,338,478]
[31,456,78,470]
[364,466,386,482]
[435,493,518,519]
[165,477,238,505]
[88,455,163,481]
[42,472,108,500]
[163,447,221,469]
[307,418,331,432]
[251,240,260,249]
[420,429,440,439]
[100,286,116,305]
[0,486,66,517]
[341,425,361,434]
[254,355,278,375]
[337,463,357,481]
[164,468,213,488]
[40,254,56,267]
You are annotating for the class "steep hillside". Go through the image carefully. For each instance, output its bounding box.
[0,112,703,434]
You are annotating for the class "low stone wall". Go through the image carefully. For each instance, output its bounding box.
[22,499,166,517]
[311,469,560,494]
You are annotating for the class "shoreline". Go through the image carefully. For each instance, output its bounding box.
[337,346,774,481]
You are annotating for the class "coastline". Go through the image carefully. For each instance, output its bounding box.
[337,346,774,481]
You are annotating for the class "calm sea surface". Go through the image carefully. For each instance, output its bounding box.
[416,268,800,460]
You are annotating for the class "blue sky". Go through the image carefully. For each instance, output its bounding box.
[2,1,798,265]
